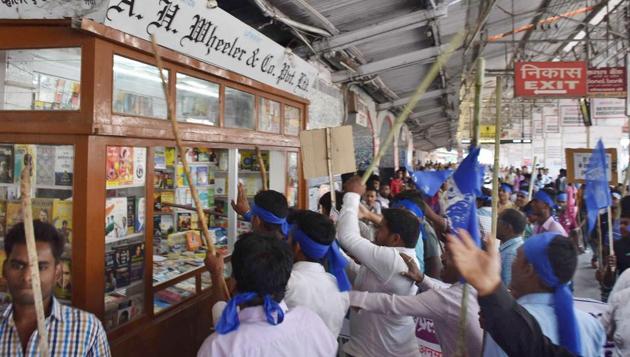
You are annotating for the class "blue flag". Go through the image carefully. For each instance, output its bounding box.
[585,140,612,235]
[445,147,483,246]
[411,170,453,197]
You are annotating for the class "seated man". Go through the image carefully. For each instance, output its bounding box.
[348,243,483,356]
[285,210,350,336]
[338,176,421,357]
[0,221,110,356]
[483,233,605,357]
[200,232,337,357]
[231,184,289,240]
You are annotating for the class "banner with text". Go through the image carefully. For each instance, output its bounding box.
[104,0,318,96]
[587,67,627,97]
[515,61,587,97]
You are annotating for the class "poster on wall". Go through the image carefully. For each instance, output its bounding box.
[532,112,543,136]
[592,98,626,121]
[565,147,618,185]
[542,106,560,133]
[587,67,626,97]
[559,99,581,126]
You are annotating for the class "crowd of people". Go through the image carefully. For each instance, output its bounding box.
[1,161,628,357]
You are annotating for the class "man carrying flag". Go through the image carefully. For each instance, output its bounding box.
[585,140,613,247]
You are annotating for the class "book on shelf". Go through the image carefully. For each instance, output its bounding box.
[215,177,226,196]
[158,214,175,235]
[185,230,202,251]
[165,147,176,167]
[14,144,36,187]
[126,196,136,235]
[113,245,131,289]
[32,198,54,225]
[36,145,55,186]
[166,231,187,253]
[135,197,145,233]
[54,259,72,301]
[129,242,145,283]
[197,190,209,209]
[132,148,146,186]
[54,145,74,187]
[240,150,256,171]
[6,201,22,231]
[0,145,14,184]
[161,191,175,207]
[177,213,192,231]
[105,197,129,240]
[154,147,166,170]
[176,165,189,187]
[105,251,116,293]
[196,148,210,162]
[52,199,73,245]
[184,148,195,163]
[106,146,134,188]
[196,166,209,186]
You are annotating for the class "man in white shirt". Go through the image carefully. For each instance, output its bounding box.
[200,232,337,357]
[338,176,421,357]
[284,210,350,336]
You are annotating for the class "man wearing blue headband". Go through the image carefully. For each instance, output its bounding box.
[498,183,514,213]
[483,233,605,357]
[515,190,529,209]
[231,184,289,240]
[200,232,337,356]
[283,210,350,336]
[338,176,421,357]
[531,188,567,236]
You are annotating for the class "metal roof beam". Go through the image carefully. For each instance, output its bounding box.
[377,89,449,111]
[313,7,447,53]
[408,107,444,120]
[332,44,449,83]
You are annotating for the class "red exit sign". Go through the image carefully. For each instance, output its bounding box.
[514,61,587,97]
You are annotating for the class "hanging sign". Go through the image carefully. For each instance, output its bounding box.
[104,0,318,96]
[592,98,627,120]
[587,67,627,97]
[565,147,618,185]
[514,61,587,97]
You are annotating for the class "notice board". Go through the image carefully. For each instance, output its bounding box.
[565,147,618,185]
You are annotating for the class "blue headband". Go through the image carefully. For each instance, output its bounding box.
[557,193,567,202]
[523,233,581,355]
[517,190,528,197]
[250,203,289,237]
[291,226,351,292]
[215,292,285,334]
[500,184,513,193]
[533,190,555,209]
[391,199,425,218]
[391,199,426,241]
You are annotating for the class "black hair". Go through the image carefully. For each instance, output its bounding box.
[499,208,527,235]
[366,175,380,191]
[341,173,356,185]
[621,196,630,219]
[232,232,293,302]
[5,220,65,262]
[365,187,377,193]
[254,190,289,235]
[318,191,344,214]
[287,210,335,246]
[546,235,577,284]
[521,201,534,215]
[381,208,420,249]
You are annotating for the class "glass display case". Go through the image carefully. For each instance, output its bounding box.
[103,145,147,330]
[112,55,168,119]
[0,143,75,310]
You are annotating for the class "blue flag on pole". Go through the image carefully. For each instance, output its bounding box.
[585,139,612,235]
[410,170,453,197]
[445,147,483,246]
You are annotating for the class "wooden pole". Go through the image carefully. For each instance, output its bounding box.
[20,154,50,357]
[607,206,615,262]
[360,30,466,184]
[150,36,214,254]
[597,213,604,271]
[325,128,337,208]
[528,156,537,200]
[150,36,230,298]
[491,76,503,237]
[255,147,268,191]
[471,58,486,148]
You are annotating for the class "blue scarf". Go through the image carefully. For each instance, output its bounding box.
[534,190,555,209]
[215,292,285,334]
[524,233,581,355]
[248,203,289,237]
[391,199,426,241]
[291,226,351,292]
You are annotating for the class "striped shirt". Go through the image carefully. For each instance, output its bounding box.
[0,297,111,356]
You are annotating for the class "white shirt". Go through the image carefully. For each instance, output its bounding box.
[337,192,421,357]
[285,261,350,336]
[199,301,337,357]
[601,269,630,357]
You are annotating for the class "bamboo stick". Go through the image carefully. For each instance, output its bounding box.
[607,206,615,267]
[471,58,486,148]
[325,128,337,208]
[490,76,502,238]
[20,154,50,357]
[528,156,537,200]
[360,30,466,184]
[597,213,603,271]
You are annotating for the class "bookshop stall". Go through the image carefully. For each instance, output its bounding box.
[0,19,306,357]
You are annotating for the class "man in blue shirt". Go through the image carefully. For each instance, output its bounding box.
[496,208,526,286]
[484,233,605,357]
